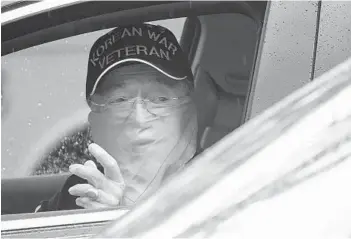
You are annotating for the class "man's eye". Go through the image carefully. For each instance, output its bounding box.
[155,96,170,102]
[109,97,128,104]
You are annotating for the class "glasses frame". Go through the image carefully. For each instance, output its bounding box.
[87,94,192,114]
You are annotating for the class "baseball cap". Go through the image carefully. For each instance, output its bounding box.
[86,23,193,99]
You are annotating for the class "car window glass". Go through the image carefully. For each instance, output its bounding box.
[1,18,186,178]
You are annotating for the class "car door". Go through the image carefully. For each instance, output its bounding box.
[2,1,267,237]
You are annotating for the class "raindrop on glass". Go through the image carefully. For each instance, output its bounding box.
[8,137,15,146]
[38,102,42,107]
[28,120,32,126]
[242,55,247,66]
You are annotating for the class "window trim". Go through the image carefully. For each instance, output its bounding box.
[241,1,270,124]
[2,1,264,56]
[1,207,128,233]
[1,0,41,14]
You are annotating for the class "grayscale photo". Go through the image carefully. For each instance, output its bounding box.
[1,1,351,238]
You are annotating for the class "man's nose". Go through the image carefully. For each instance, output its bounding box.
[132,101,154,124]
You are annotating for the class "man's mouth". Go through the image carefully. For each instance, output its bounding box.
[131,138,156,147]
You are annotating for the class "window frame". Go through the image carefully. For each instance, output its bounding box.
[1,1,263,56]
[313,1,351,79]
[243,1,320,121]
[1,207,129,238]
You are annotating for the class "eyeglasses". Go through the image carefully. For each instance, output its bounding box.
[88,95,192,116]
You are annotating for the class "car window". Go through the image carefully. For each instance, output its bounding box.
[1,18,186,178]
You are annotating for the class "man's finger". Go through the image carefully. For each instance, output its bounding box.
[96,189,121,205]
[69,164,105,188]
[88,143,124,183]
[84,160,97,168]
[68,184,96,198]
[70,184,121,205]
[76,197,107,209]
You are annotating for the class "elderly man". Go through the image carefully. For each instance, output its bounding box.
[36,23,198,211]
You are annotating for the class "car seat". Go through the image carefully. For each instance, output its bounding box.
[193,65,219,151]
[193,67,246,151]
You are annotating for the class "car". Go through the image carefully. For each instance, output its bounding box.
[1,1,350,238]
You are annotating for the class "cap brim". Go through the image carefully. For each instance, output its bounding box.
[90,58,188,96]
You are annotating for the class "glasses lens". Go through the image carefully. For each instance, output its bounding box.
[146,97,190,116]
[90,96,191,116]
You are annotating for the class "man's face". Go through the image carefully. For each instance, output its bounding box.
[90,65,196,155]
[88,65,195,149]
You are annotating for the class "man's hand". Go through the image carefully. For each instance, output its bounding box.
[68,143,125,209]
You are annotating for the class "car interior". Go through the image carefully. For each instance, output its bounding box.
[1,1,267,215]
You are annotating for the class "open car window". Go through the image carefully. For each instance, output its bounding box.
[2,3,265,178]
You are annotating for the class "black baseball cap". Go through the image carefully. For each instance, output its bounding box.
[86,23,193,99]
